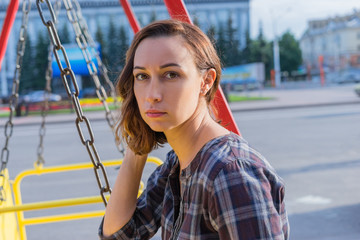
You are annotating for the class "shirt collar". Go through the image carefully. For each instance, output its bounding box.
[168,133,233,179]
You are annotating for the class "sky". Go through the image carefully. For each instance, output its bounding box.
[250,0,360,40]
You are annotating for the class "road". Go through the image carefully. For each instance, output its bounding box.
[2,103,360,239]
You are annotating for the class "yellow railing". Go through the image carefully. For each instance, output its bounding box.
[0,169,20,240]
[0,157,163,240]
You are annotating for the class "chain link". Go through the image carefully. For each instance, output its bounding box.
[64,0,125,155]
[1,0,31,204]
[62,0,116,126]
[71,0,118,107]
[36,0,111,206]
[36,0,62,168]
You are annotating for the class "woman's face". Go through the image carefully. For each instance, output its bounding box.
[133,35,204,133]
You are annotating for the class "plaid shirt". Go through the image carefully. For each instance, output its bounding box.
[99,133,289,239]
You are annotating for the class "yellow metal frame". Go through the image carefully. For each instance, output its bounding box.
[0,169,20,240]
[0,157,163,240]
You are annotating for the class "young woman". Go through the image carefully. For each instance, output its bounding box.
[99,19,289,240]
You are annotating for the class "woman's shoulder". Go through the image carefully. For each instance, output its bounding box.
[198,132,281,183]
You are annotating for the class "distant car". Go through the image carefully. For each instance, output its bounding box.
[22,90,62,103]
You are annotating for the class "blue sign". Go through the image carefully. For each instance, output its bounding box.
[52,43,100,77]
[221,63,265,84]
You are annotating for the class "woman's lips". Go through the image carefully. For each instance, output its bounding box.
[145,110,166,118]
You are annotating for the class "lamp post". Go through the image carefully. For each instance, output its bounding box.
[270,7,292,88]
[273,34,281,88]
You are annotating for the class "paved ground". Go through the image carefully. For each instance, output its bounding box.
[1,82,359,239]
[1,83,359,126]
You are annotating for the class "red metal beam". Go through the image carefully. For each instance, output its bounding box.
[118,0,140,33]
[163,0,192,25]
[163,0,240,135]
[0,0,19,71]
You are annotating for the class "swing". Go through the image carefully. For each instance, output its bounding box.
[0,0,239,239]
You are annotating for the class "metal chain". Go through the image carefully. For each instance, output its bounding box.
[71,0,125,155]
[36,0,62,168]
[36,0,111,206]
[72,0,118,108]
[0,0,31,201]
[62,0,117,129]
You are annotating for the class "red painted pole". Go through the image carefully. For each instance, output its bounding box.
[318,55,325,86]
[270,69,275,87]
[163,0,240,135]
[163,0,192,25]
[118,0,141,33]
[0,0,19,71]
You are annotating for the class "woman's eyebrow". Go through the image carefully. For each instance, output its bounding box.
[160,63,181,69]
[133,66,146,70]
[133,63,181,70]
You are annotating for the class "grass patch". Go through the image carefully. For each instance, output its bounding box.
[228,94,273,102]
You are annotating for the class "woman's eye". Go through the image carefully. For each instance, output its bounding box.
[165,72,179,79]
[135,73,148,81]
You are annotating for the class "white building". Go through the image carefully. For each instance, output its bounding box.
[300,10,360,80]
[0,0,250,97]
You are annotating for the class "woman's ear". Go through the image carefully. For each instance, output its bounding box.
[200,68,216,96]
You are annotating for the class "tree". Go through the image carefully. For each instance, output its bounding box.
[225,15,240,66]
[150,10,157,23]
[216,24,227,66]
[118,25,129,69]
[33,31,50,90]
[106,18,120,74]
[95,23,107,64]
[240,30,251,64]
[19,34,34,93]
[279,31,302,74]
[193,15,200,27]
[59,22,71,44]
[249,21,267,63]
[206,25,216,46]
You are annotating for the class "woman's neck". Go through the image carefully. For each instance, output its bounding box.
[164,104,229,171]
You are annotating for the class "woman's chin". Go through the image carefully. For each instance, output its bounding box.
[147,123,169,133]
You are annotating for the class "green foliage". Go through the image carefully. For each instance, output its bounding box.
[278,31,302,73]
[118,25,128,68]
[240,30,251,64]
[150,10,157,23]
[193,16,200,27]
[216,24,227,65]
[33,31,49,90]
[106,18,120,74]
[104,18,129,82]
[59,22,71,44]
[224,15,240,66]
[19,35,34,93]
[95,24,107,65]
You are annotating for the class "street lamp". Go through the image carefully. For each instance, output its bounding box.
[270,7,292,88]
[273,34,281,88]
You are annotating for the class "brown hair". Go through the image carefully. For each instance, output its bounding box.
[116,19,222,155]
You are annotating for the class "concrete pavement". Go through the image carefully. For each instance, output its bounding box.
[1,83,359,127]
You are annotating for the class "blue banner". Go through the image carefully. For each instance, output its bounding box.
[52,43,100,77]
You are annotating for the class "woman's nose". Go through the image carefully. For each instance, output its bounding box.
[145,78,162,103]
